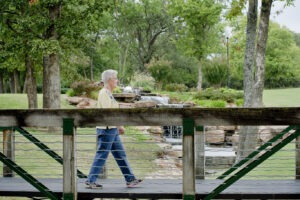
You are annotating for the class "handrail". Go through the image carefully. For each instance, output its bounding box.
[0,107,299,127]
[1,107,300,200]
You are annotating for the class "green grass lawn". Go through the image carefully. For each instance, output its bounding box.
[263,87,300,107]
[0,94,73,109]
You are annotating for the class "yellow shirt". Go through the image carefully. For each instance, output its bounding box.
[96,88,119,129]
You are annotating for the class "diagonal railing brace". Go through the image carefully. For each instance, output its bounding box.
[0,152,59,200]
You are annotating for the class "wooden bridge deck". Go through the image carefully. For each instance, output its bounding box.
[0,178,300,199]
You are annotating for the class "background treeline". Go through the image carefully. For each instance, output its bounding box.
[1,0,299,95]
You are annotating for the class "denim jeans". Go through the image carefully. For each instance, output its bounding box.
[86,128,135,183]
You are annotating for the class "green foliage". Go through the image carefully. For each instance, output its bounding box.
[66,89,76,97]
[228,17,300,89]
[164,83,188,92]
[202,58,228,88]
[70,80,102,98]
[147,60,172,90]
[235,98,244,107]
[129,72,155,91]
[193,87,243,103]
[194,99,226,108]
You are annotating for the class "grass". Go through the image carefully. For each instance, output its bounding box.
[0,94,73,109]
[263,88,300,107]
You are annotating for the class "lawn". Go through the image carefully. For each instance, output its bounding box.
[263,87,300,107]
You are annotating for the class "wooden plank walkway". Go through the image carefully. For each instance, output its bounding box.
[0,178,300,199]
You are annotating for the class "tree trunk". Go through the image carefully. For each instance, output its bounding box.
[253,0,273,107]
[237,0,258,162]
[243,0,258,107]
[43,54,61,109]
[0,73,3,93]
[197,61,203,91]
[9,73,15,93]
[25,54,38,109]
[13,70,21,93]
[43,4,61,109]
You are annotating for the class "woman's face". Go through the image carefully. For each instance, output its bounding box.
[108,75,119,90]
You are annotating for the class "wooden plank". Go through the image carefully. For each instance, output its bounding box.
[296,134,300,179]
[0,107,300,127]
[183,135,195,197]
[2,129,14,177]
[195,127,205,179]
[1,178,300,199]
[63,119,77,200]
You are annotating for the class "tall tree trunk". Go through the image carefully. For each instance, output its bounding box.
[197,61,203,91]
[9,73,15,93]
[0,73,4,93]
[25,54,38,109]
[243,0,258,107]
[43,4,61,109]
[253,0,272,107]
[13,70,21,93]
[237,0,258,162]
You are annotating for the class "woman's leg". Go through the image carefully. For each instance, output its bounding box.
[111,129,135,182]
[87,129,114,183]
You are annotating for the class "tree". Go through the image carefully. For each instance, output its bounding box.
[169,0,223,90]
[0,0,115,108]
[231,0,295,161]
[112,0,172,72]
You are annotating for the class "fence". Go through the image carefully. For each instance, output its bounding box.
[0,107,300,200]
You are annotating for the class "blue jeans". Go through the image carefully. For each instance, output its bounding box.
[86,128,135,183]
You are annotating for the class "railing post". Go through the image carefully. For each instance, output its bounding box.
[3,128,15,177]
[63,118,77,200]
[296,129,300,179]
[195,126,205,179]
[182,118,195,200]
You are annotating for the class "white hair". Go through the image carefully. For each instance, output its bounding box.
[101,69,118,85]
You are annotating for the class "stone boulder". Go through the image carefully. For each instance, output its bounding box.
[205,130,225,144]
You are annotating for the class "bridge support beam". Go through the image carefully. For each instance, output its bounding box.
[2,128,15,177]
[195,126,205,179]
[63,118,77,200]
[182,118,195,200]
[296,126,300,179]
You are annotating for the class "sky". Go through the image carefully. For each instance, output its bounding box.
[271,1,300,33]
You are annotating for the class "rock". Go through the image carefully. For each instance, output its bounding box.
[205,130,225,144]
[66,97,84,105]
[148,126,163,135]
[134,101,157,108]
[218,126,237,132]
[76,98,97,108]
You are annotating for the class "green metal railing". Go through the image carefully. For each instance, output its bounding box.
[0,151,59,200]
[204,126,300,200]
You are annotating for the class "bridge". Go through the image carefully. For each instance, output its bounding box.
[0,108,300,199]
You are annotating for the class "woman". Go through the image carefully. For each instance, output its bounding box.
[85,69,142,189]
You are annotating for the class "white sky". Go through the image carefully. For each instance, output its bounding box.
[271,0,300,33]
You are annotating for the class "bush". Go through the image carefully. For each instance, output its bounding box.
[66,89,76,97]
[70,80,102,98]
[194,99,226,108]
[130,72,155,92]
[164,83,188,92]
[202,58,228,88]
[193,87,243,103]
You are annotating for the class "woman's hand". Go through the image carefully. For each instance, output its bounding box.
[118,126,125,134]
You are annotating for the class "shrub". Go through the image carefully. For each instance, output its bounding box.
[194,99,226,108]
[66,89,76,97]
[70,80,102,98]
[236,99,244,107]
[193,87,243,103]
[164,83,188,92]
[202,58,228,88]
[130,72,155,91]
